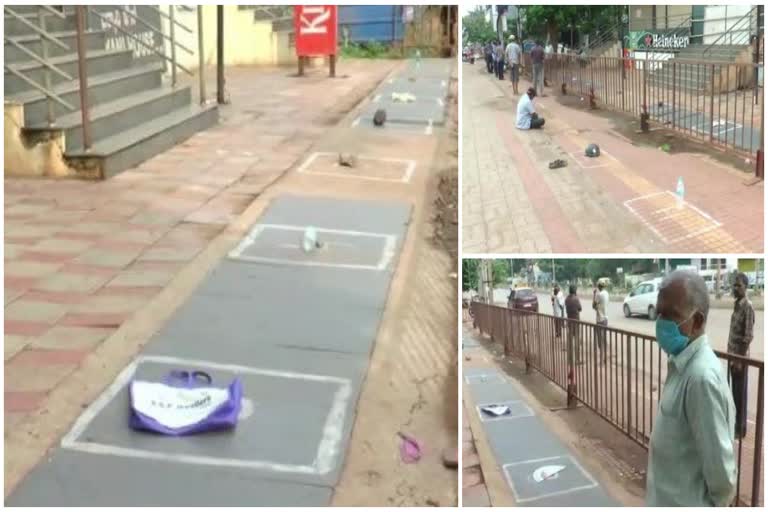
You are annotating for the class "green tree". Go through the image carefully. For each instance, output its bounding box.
[521,5,621,45]
[462,6,497,45]
[462,259,480,291]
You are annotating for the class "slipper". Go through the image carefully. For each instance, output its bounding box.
[548,159,567,169]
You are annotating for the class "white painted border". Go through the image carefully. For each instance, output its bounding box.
[624,190,722,244]
[502,454,599,503]
[351,117,435,136]
[475,400,534,422]
[569,149,618,170]
[61,355,352,476]
[464,373,505,384]
[228,223,398,271]
[297,151,417,184]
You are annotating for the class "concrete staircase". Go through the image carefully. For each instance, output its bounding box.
[648,44,753,94]
[4,6,218,179]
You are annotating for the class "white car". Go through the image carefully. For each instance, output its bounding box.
[623,279,661,320]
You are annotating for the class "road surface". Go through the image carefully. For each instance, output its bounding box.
[536,293,764,361]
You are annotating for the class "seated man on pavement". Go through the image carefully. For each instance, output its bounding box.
[516,87,545,130]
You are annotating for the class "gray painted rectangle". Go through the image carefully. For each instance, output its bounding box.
[361,101,446,126]
[68,359,348,477]
[6,450,331,507]
[503,455,597,503]
[229,224,393,270]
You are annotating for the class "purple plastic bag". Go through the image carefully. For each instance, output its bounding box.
[129,370,243,436]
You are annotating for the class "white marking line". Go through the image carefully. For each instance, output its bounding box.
[351,116,360,127]
[623,190,722,244]
[441,80,447,87]
[475,401,535,422]
[228,223,397,271]
[297,151,417,184]
[464,373,504,384]
[437,98,444,107]
[373,94,381,103]
[569,149,618,170]
[425,119,434,135]
[61,355,351,475]
[502,455,598,503]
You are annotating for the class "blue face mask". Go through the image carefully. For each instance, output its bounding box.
[655,314,695,356]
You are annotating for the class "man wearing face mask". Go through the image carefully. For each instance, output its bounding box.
[646,270,736,507]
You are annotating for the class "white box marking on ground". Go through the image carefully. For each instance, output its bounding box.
[624,190,722,244]
[569,149,618,169]
[61,355,352,475]
[297,151,417,183]
[464,373,506,385]
[502,455,599,503]
[475,400,534,422]
[228,223,397,271]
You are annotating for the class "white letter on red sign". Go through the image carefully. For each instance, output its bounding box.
[300,6,330,35]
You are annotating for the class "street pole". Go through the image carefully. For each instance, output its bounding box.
[216,5,225,104]
[552,258,556,284]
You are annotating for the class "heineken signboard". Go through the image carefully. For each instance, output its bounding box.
[629,30,690,50]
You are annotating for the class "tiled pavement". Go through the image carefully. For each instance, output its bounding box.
[4,60,397,433]
[462,62,764,254]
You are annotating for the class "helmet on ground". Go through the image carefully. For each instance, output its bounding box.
[585,143,600,157]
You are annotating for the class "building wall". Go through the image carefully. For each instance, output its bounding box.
[159,6,297,71]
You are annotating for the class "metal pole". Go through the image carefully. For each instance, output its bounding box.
[38,7,54,126]
[75,6,92,151]
[216,5,225,104]
[197,5,205,104]
[169,5,177,87]
[329,54,336,78]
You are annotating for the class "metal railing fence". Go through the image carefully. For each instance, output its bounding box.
[469,302,763,507]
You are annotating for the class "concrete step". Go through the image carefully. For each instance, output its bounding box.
[25,86,193,152]
[4,49,133,95]
[8,62,164,126]
[4,10,77,37]
[65,103,219,179]
[4,30,107,63]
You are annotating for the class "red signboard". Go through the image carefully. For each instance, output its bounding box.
[294,5,338,57]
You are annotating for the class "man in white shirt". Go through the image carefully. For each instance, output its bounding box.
[505,34,522,94]
[516,87,545,130]
[552,285,565,338]
[593,282,609,363]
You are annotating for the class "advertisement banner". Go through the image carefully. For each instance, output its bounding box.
[294,5,338,57]
[628,30,691,50]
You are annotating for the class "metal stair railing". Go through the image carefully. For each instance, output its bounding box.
[5,5,208,152]
[702,6,757,59]
[3,5,77,125]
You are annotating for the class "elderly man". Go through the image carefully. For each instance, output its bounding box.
[728,272,755,440]
[646,270,736,507]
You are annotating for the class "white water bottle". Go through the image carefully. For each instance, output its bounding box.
[676,176,685,209]
[302,226,318,253]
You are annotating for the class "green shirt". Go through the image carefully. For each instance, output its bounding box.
[646,335,736,507]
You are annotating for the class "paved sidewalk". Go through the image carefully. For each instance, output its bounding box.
[6,57,458,506]
[462,328,626,507]
[462,62,764,253]
[4,59,397,495]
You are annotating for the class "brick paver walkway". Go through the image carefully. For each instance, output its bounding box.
[4,60,397,434]
[462,62,764,253]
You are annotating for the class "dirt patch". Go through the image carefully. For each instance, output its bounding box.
[432,77,459,264]
[553,93,755,172]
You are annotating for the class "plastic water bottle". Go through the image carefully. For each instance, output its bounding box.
[676,176,685,209]
[302,226,318,253]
